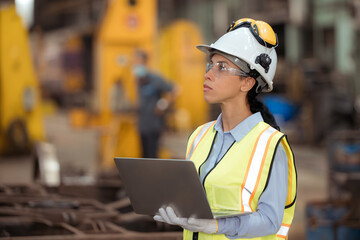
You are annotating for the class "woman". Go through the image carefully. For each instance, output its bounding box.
[154,18,297,240]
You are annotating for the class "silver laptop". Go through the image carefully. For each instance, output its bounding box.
[114,157,250,219]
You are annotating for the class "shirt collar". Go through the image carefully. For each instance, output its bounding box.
[214,112,264,142]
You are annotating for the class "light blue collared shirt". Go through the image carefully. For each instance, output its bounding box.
[199,112,288,238]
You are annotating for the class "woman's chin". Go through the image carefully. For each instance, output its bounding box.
[204,96,218,104]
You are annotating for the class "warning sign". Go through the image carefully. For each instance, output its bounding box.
[126,14,140,29]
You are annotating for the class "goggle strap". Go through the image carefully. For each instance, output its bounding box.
[227,21,251,33]
[256,84,264,93]
[226,21,237,32]
[248,69,260,79]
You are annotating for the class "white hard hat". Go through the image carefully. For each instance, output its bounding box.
[197,18,278,92]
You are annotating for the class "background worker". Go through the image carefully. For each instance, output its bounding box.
[133,50,174,158]
[153,18,297,239]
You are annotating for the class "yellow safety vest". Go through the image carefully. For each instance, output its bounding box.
[183,121,297,240]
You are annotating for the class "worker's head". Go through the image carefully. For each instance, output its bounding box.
[134,49,148,65]
[133,49,148,78]
[197,18,278,93]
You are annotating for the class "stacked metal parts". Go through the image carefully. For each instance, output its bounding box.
[0,184,182,239]
[306,130,360,240]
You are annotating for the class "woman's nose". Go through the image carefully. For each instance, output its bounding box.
[204,68,214,80]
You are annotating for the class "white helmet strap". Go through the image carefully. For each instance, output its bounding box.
[255,79,266,93]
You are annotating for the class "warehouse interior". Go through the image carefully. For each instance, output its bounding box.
[1,0,360,239]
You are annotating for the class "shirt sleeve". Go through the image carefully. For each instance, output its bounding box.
[152,74,173,92]
[216,143,288,238]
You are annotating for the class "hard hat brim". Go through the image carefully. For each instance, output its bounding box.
[196,44,214,53]
[197,44,237,60]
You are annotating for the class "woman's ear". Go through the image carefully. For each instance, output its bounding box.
[241,77,256,92]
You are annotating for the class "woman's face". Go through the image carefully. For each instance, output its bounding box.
[203,54,246,104]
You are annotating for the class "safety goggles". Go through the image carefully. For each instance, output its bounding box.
[206,61,249,78]
[227,18,278,48]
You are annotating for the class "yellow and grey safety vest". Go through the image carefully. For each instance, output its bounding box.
[183,121,297,240]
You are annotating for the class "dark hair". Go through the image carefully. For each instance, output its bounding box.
[135,49,148,63]
[247,82,280,131]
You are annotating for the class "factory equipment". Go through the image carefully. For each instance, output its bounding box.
[92,0,159,167]
[65,0,208,168]
[159,20,208,131]
[0,4,45,156]
[306,130,360,240]
[0,3,183,238]
[0,184,182,239]
[65,0,159,168]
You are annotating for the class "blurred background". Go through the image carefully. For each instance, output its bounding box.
[0,0,360,239]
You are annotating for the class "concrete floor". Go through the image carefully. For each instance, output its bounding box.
[44,112,99,181]
[0,112,329,239]
[289,145,328,240]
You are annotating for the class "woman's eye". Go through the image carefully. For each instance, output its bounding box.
[219,64,227,71]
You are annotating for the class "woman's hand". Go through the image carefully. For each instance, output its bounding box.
[153,206,218,234]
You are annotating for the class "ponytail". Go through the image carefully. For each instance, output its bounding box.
[247,82,280,131]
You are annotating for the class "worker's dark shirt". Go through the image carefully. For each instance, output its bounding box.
[137,73,173,134]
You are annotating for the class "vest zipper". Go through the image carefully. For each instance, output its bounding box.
[198,132,218,178]
[202,140,236,189]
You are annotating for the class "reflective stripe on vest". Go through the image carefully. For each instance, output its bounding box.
[186,121,215,160]
[276,223,290,239]
[241,126,278,212]
[183,122,296,240]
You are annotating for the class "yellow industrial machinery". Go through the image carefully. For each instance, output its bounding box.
[67,0,208,168]
[92,0,158,167]
[0,4,45,155]
[159,20,208,131]
[63,37,86,95]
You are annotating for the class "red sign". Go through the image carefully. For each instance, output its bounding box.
[126,14,139,29]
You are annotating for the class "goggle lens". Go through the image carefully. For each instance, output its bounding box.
[206,62,249,78]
